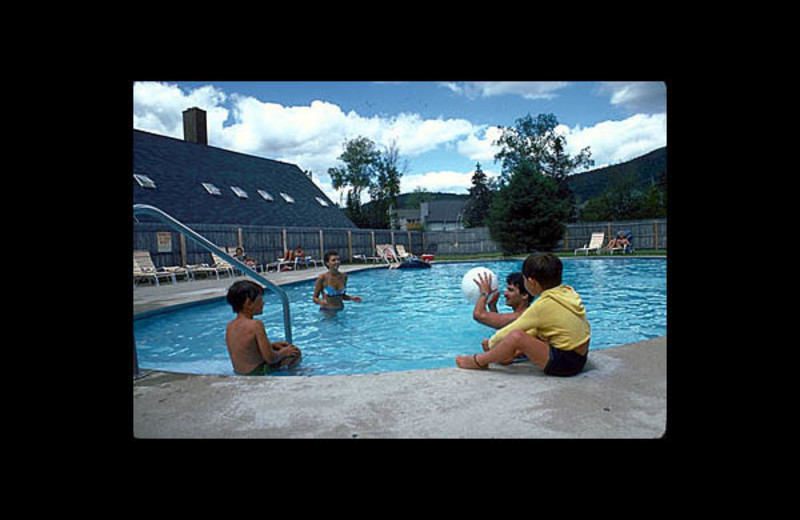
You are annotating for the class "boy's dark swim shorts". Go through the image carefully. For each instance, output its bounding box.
[543,345,587,377]
[243,360,282,376]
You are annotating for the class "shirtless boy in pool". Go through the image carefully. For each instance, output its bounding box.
[225,280,302,375]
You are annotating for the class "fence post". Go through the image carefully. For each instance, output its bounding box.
[237,227,243,249]
[347,230,353,262]
[654,220,659,250]
[180,234,187,266]
[319,229,324,261]
[282,228,287,255]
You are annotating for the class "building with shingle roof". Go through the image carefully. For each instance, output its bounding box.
[133,107,356,229]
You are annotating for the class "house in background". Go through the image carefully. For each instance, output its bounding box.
[421,200,467,231]
[393,208,423,230]
[133,107,356,229]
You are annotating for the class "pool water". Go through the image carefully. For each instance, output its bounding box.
[133,258,666,376]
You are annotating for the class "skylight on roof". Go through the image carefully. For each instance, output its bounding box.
[280,192,295,203]
[231,186,248,199]
[134,174,156,189]
[257,190,274,202]
[315,196,329,207]
[202,182,221,196]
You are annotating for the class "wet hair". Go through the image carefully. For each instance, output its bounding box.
[226,280,265,313]
[521,252,563,290]
[506,272,532,305]
[324,250,339,265]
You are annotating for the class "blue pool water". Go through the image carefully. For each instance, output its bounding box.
[134,258,666,376]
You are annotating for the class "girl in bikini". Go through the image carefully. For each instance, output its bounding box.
[313,250,363,313]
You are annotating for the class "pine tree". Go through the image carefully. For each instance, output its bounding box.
[462,162,493,228]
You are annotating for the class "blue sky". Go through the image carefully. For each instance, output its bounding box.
[133,81,666,205]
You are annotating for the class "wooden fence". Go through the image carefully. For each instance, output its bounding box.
[133,218,666,268]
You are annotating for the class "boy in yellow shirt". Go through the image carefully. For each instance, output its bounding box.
[455,252,590,376]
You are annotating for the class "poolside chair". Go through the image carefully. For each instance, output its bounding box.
[605,230,635,255]
[574,232,604,255]
[376,244,401,265]
[212,251,237,277]
[395,244,412,260]
[275,251,297,271]
[621,230,634,253]
[353,250,380,263]
[133,250,178,286]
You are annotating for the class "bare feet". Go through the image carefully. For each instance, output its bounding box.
[455,354,488,370]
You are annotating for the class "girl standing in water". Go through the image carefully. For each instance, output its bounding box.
[313,251,363,313]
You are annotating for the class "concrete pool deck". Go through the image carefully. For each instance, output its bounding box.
[133,260,667,439]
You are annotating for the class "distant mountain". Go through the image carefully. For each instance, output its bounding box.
[565,146,666,203]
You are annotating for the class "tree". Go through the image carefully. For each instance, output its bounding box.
[328,136,381,227]
[367,140,405,229]
[487,161,571,253]
[328,136,405,228]
[493,113,593,190]
[486,113,590,252]
[462,162,493,228]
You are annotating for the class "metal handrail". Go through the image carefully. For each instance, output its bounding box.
[133,204,293,378]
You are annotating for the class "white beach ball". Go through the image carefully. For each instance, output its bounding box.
[461,267,499,303]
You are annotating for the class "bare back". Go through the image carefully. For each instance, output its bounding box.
[225,317,269,374]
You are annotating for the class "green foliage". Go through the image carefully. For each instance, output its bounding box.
[579,169,667,220]
[462,162,494,228]
[486,113,590,252]
[493,113,593,185]
[487,161,571,253]
[328,136,405,228]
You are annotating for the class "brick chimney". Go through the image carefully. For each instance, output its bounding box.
[182,107,207,145]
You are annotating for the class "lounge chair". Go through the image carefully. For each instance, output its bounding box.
[133,250,179,286]
[353,251,380,263]
[395,244,412,260]
[275,252,300,272]
[212,252,237,277]
[574,232,604,255]
[605,230,635,255]
[376,244,401,265]
[225,246,263,273]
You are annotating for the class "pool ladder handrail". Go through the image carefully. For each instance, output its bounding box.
[132,204,293,379]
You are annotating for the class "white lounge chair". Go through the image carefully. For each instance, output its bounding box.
[133,250,179,286]
[376,244,401,265]
[211,251,237,277]
[574,232,604,255]
[395,244,412,260]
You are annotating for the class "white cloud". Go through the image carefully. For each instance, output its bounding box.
[401,167,500,195]
[456,125,503,161]
[597,82,666,114]
[561,113,667,170]
[440,81,569,100]
[133,81,229,138]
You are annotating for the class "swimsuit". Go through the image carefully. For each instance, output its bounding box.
[543,345,587,377]
[320,283,346,312]
[241,360,282,376]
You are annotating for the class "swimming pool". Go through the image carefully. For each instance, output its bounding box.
[133,258,666,376]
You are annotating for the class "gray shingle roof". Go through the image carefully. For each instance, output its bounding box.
[133,129,356,228]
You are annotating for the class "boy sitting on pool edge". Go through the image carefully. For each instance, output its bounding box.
[225,280,302,375]
[456,252,590,377]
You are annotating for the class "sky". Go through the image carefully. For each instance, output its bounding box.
[132,81,666,205]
